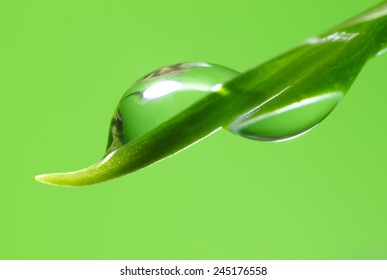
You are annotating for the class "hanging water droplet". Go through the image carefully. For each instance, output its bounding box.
[105,62,239,155]
[227,91,344,141]
[224,28,372,142]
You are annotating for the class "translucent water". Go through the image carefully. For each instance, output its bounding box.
[227,92,343,141]
[106,62,345,155]
[105,62,239,154]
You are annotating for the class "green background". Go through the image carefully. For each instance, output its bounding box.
[1,0,386,259]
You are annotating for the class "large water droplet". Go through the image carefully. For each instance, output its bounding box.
[227,91,343,141]
[105,62,239,154]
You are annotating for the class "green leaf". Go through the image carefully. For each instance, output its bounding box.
[35,2,387,186]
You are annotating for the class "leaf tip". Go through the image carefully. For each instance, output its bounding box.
[34,173,74,187]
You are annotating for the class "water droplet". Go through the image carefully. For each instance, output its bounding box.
[377,45,387,56]
[227,92,343,141]
[105,62,239,154]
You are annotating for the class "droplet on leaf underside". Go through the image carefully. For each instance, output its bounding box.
[106,61,347,154]
[227,91,343,141]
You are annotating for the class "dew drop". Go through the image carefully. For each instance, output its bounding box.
[227,92,343,141]
[105,62,239,154]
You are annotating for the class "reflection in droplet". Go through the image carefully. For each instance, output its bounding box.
[227,92,343,141]
[377,46,387,56]
[105,62,239,155]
